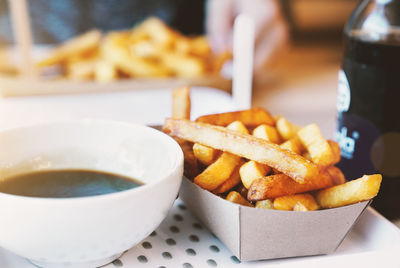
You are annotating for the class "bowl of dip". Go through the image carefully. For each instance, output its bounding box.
[0,120,183,268]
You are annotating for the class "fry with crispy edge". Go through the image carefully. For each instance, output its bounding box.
[247,172,333,201]
[195,108,275,127]
[164,119,318,183]
[315,174,382,208]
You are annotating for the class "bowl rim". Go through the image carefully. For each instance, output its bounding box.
[0,119,184,203]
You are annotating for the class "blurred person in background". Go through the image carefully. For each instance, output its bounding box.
[0,0,288,72]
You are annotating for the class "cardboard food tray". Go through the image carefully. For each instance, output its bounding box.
[180,177,371,262]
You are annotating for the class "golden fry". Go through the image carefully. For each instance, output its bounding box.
[315,174,382,209]
[193,121,246,166]
[160,52,206,78]
[66,59,97,80]
[172,86,191,120]
[276,117,299,141]
[255,199,274,209]
[274,194,319,211]
[164,119,318,183]
[253,124,281,144]
[193,143,218,165]
[239,161,271,189]
[195,108,275,127]
[213,164,243,194]
[194,152,241,190]
[328,140,341,165]
[94,60,117,82]
[247,172,332,201]
[293,203,309,211]
[298,124,335,166]
[280,136,304,154]
[326,166,346,185]
[226,191,253,207]
[102,34,171,77]
[37,30,102,67]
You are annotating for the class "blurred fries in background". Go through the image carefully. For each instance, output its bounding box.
[36,17,231,82]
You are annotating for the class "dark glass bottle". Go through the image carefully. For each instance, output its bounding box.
[336,0,400,220]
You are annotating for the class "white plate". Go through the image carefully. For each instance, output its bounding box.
[0,200,399,268]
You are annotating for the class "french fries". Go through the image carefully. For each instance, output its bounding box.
[164,119,318,183]
[213,164,243,194]
[315,174,382,208]
[274,194,319,211]
[280,137,304,154]
[326,166,346,185]
[255,199,274,209]
[247,172,332,201]
[192,144,218,165]
[35,17,230,81]
[253,124,281,144]
[37,30,102,68]
[298,124,335,166]
[226,191,253,207]
[166,87,382,212]
[239,161,271,189]
[193,121,248,191]
[195,108,275,127]
[172,86,191,120]
[194,150,241,190]
[328,140,341,165]
[276,116,299,141]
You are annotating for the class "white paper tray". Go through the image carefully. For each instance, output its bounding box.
[0,199,399,268]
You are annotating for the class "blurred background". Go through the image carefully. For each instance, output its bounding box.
[0,0,362,138]
[0,0,360,136]
[0,0,359,44]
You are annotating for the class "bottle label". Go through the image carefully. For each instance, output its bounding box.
[336,70,351,113]
[334,125,359,159]
[335,70,355,159]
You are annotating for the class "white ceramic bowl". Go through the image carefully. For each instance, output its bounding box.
[0,120,183,268]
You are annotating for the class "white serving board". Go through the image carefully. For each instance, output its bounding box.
[0,199,399,268]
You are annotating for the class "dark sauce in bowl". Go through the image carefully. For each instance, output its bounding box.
[0,169,143,198]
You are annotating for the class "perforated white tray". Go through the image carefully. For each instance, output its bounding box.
[0,199,399,268]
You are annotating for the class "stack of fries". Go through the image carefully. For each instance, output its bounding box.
[164,87,382,211]
[35,17,231,82]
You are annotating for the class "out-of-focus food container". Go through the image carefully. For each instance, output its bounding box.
[180,178,370,261]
